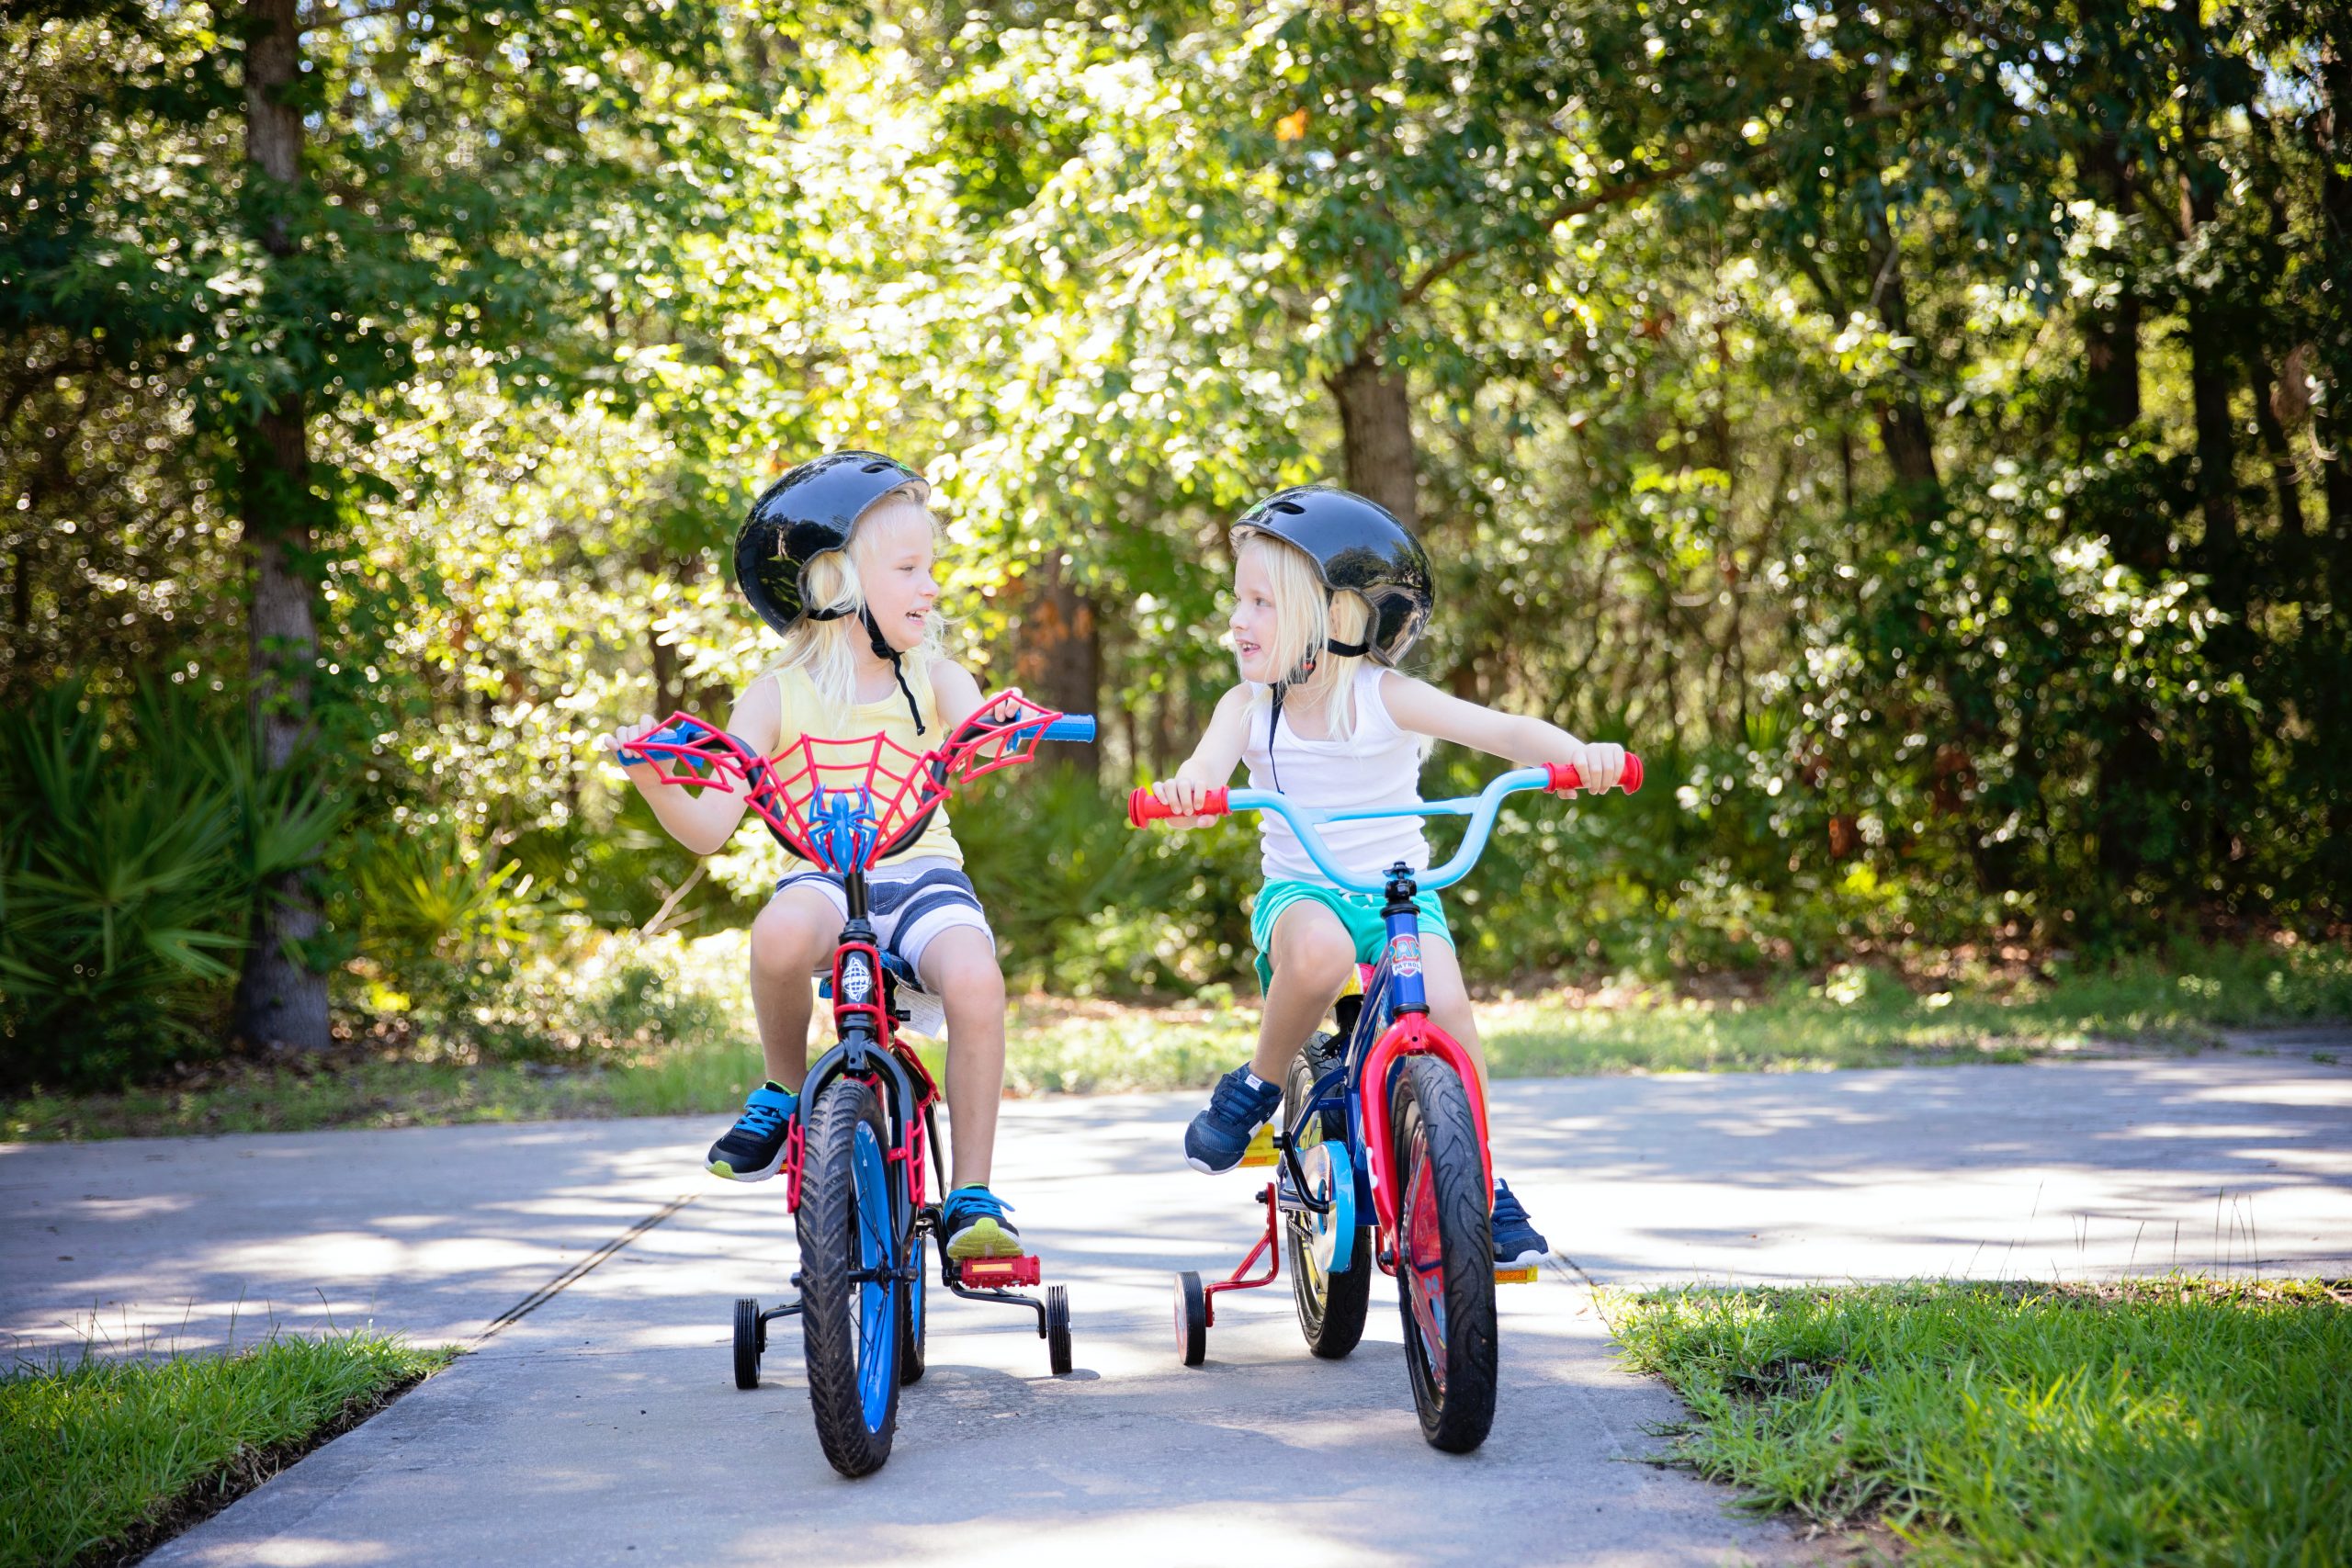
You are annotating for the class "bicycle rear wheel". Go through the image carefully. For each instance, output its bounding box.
[1389,1055,1498,1452]
[1285,1034,1370,1359]
[797,1075,903,1477]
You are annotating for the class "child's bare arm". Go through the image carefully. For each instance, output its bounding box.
[1150,683,1252,826]
[930,659,990,733]
[1380,672,1626,791]
[593,676,780,856]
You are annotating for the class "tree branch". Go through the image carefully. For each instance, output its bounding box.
[1396,152,1714,311]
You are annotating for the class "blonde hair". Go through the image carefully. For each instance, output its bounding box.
[1234,527,1374,741]
[763,485,946,715]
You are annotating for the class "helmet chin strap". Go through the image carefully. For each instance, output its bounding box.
[1265,635,1372,790]
[808,603,925,734]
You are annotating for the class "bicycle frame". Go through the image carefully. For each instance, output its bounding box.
[1137,757,1643,1321]
[621,692,1092,1302]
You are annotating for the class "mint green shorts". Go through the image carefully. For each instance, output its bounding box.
[1249,879,1453,992]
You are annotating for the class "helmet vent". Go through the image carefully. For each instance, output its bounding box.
[862,462,893,473]
[1272,501,1306,514]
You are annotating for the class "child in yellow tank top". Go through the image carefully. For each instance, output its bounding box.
[600,454,1023,1261]
[766,659,963,867]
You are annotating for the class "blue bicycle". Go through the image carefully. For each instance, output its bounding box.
[1130,754,1642,1452]
[627,694,1092,1476]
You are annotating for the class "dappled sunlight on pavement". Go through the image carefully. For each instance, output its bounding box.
[11,1045,2348,1564]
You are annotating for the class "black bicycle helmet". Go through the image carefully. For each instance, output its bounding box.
[733,451,935,733]
[735,451,930,634]
[1230,485,1433,666]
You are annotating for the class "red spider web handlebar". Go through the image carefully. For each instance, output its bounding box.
[619,692,1092,872]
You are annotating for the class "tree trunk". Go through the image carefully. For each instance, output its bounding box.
[2080,136,2143,446]
[2174,6,2253,885]
[1329,353,1419,527]
[1858,189,1943,519]
[2320,40,2352,604]
[2256,361,2307,581]
[1013,552,1100,775]
[230,0,332,1053]
[2080,133,2165,895]
[2312,34,2352,889]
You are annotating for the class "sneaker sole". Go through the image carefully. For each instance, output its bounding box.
[1493,1245,1547,1269]
[944,1217,1023,1260]
[707,1147,786,1182]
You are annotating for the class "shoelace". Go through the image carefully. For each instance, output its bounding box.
[736,1099,789,1135]
[1210,1070,1274,1123]
[947,1190,1014,1223]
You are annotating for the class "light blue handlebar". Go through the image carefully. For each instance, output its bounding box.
[1223,767,1554,893]
[1040,715,1095,743]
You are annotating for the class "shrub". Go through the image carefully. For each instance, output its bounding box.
[0,682,342,1089]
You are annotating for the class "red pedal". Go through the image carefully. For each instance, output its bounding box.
[959,1255,1041,1288]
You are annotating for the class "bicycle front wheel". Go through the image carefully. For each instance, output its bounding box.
[797,1076,903,1477]
[1389,1055,1498,1452]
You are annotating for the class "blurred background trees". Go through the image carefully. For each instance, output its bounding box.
[6,0,2346,1087]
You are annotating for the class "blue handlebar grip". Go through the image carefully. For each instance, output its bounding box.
[1041,715,1096,743]
[615,720,706,770]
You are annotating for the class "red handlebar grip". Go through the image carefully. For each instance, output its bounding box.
[1546,754,1645,795]
[1127,785,1229,826]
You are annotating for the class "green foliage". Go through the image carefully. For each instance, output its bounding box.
[956,765,1258,995]
[0,682,342,1089]
[1611,1280,2352,1563]
[7,0,2352,1081]
[1485,940,2352,1077]
[12,939,2345,1142]
[0,1334,453,1568]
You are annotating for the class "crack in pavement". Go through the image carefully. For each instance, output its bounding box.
[475,1190,699,1342]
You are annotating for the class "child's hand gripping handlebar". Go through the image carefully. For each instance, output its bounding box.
[1125,754,1644,894]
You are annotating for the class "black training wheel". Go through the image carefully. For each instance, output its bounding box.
[1046,1284,1073,1375]
[732,1297,763,1390]
[1174,1270,1208,1367]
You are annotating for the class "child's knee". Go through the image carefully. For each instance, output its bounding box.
[1279,920,1356,991]
[923,934,1005,1006]
[750,899,831,974]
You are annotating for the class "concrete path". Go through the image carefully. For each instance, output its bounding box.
[5,1039,2348,1567]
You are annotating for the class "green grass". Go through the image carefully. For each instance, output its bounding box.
[1486,938,2352,1077]
[6,939,2346,1142]
[1,1334,455,1568]
[1610,1279,2352,1565]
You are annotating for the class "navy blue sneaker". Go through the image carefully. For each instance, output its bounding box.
[706,1082,797,1181]
[1490,1179,1548,1267]
[1185,1066,1283,1174]
[941,1185,1023,1259]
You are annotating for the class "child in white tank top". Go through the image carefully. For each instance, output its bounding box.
[1148,486,1627,1266]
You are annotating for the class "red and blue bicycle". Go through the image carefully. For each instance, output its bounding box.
[623,694,1091,1476]
[1130,756,1642,1452]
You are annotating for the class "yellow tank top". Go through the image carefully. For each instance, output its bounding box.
[767,657,963,867]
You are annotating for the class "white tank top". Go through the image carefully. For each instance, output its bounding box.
[1241,668,1428,886]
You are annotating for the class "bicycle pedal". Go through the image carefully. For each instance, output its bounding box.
[1494,1264,1540,1285]
[1238,1123,1278,1168]
[959,1255,1042,1288]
